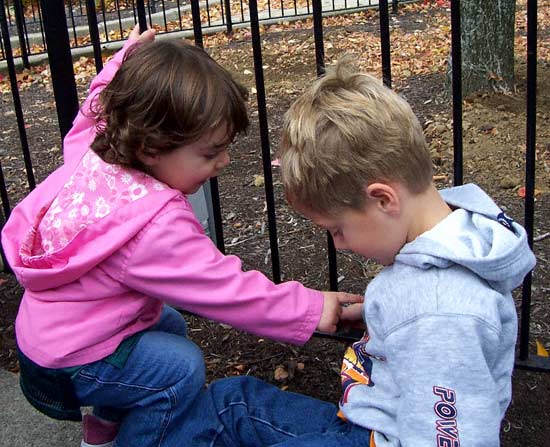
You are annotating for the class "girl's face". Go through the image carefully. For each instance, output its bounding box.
[144,124,232,194]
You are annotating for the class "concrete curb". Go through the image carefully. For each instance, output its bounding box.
[0,369,81,446]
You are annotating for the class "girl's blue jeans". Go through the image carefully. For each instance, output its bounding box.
[71,305,205,447]
[182,375,372,446]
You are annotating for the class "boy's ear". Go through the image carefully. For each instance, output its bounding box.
[365,183,401,215]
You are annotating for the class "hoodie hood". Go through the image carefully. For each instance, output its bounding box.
[1,150,180,292]
[396,184,536,294]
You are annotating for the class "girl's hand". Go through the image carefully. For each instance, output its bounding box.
[318,292,363,333]
[129,24,156,43]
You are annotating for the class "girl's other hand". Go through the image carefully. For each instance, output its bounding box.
[318,292,363,333]
[129,24,156,43]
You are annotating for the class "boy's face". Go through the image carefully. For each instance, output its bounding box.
[295,200,407,266]
[144,123,232,194]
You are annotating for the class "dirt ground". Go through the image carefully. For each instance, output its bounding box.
[1,3,549,445]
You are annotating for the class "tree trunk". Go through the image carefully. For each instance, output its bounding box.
[458,0,516,96]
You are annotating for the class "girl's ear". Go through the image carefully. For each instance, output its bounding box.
[365,183,401,215]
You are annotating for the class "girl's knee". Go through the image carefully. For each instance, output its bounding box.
[157,305,188,337]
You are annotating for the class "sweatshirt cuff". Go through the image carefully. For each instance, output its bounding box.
[293,288,324,345]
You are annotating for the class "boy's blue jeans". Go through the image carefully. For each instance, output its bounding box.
[182,376,372,446]
[71,305,205,447]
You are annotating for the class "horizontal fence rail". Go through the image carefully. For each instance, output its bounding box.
[1,0,408,66]
[0,0,547,373]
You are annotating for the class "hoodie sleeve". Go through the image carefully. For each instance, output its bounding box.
[121,202,324,345]
[384,315,506,447]
[62,38,140,164]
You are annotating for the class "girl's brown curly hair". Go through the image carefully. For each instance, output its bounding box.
[91,39,249,171]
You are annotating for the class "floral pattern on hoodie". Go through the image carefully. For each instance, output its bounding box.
[36,150,167,254]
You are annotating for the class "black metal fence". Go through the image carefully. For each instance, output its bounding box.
[1,0,401,66]
[0,0,546,372]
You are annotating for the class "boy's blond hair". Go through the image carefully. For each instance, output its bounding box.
[279,57,433,214]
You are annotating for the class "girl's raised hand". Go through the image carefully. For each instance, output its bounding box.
[129,24,156,43]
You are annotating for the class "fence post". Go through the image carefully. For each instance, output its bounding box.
[392,0,398,14]
[223,0,233,34]
[248,0,281,283]
[312,0,325,75]
[13,0,29,68]
[136,0,148,32]
[0,0,35,190]
[0,160,13,273]
[85,0,103,73]
[190,0,203,46]
[39,0,79,139]
[189,0,227,254]
[450,0,463,186]
[519,0,537,363]
[379,0,392,88]
[312,0,338,291]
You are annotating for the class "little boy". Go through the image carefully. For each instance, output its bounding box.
[178,59,536,446]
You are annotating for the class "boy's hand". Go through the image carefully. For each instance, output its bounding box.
[129,24,156,43]
[318,292,363,333]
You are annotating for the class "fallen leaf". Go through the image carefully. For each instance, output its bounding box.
[253,174,265,187]
[518,186,542,198]
[274,366,289,381]
[536,340,549,357]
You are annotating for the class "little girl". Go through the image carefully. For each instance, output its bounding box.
[1,26,361,447]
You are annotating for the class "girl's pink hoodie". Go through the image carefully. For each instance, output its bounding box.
[1,40,323,369]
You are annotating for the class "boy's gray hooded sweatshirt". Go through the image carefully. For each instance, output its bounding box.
[339,184,536,447]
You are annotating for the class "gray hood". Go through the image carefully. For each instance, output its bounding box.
[396,184,536,294]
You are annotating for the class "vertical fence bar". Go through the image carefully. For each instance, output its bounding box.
[67,0,79,46]
[176,0,183,28]
[31,0,37,22]
[36,1,45,51]
[40,0,79,139]
[136,0,148,32]
[0,30,4,60]
[392,0,398,14]
[223,0,233,34]
[312,0,324,75]
[0,161,12,273]
[0,162,11,221]
[115,0,124,37]
[160,0,168,31]
[379,0,392,88]
[312,0,338,291]
[450,0,463,186]
[21,3,31,56]
[190,0,227,254]
[205,0,212,26]
[190,0,203,45]
[5,0,11,25]
[99,0,109,42]
[248,0,281,283]
[0,0,35,190]
[86,0,103,73]
[519,0,537,362]
[13,0,29,68]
